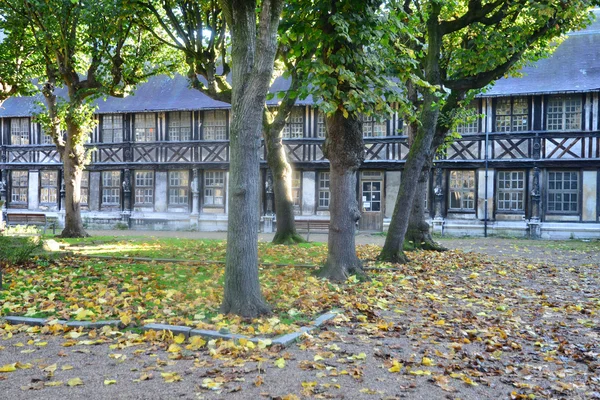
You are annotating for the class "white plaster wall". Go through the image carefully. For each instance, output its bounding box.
[302,171,316,215]
[582,170,597,221]
[384,171,401,219]
[28,170,39,210]
[477,169,494,220]
[155,171,168,212]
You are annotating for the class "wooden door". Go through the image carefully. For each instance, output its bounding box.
[359,171,384,231]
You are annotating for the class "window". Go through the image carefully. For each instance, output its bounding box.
[40,171,58,204]
[455,106,479,134]
[449,170,475,211]
[292,170,301,208]
[11,171,28,203]
[547,171,579,213]
[135,113,156,142]
[203,110,227,140]
[80,171,89,205]
[134,171,154,205]
[204,171,225,206]
[11,118,30,145]
[40,128,54,145]
[318,171,330,208]
[282,108,304,139]
[102,115,123,143]
[169,171,189,206]
[546,96,582,131]
[361,115,386,137]
[168,112,192,141]
[497,171,525,212]
[316,111,326,138]
[495,97,529,132]
[102,171,121,206]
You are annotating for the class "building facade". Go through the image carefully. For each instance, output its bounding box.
[1,20,600,239]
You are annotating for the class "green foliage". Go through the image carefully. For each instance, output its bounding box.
[279,0,415,120]
[0,236,42,265]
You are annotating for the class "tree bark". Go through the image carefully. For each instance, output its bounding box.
[319,110,365,282]
[219,0,282,317]
[265,121,305,245]
[60,119,89,238]
[405,165,446,251]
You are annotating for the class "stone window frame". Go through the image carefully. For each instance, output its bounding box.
[292,170,302,209]
[10,170,28,205]
[168,111,192,141]
[10,118,30,145]
[316,111,326,138]
[360,114,386,138]
[134,170,154,206]
[496,170,525,212]
[168,170,189,207]
[546,95,582,131]
[282,107,305,139]
[39,170,59,205]
[455,103,480,135]
[203,110,227,140]
[134,113,157,142]
[448,170,476,212]
[203,170,225,207]
[101,171,121,206]
[80,171,89,206]
[318,171,330,209]
[546,170,580,214]
[101,114,124,143]
[494,97,529,132]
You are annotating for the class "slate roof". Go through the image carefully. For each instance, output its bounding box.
[482,11,600,97]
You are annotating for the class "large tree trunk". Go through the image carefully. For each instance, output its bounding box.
[60,121,89,238]
[265,128,304,245]
[379,6,443,264]
[319,111,365,282]
[405,166,446,251]
[219,0,282,318]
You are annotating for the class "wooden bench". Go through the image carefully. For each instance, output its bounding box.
[5,213,54,234]
[294,218,330,241]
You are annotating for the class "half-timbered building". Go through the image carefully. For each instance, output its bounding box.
[1,17,600,238]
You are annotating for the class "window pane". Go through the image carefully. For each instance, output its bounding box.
[203,111,227,140]
[547,170,579,213]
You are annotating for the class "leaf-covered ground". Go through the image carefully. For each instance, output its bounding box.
[0,236,599,399]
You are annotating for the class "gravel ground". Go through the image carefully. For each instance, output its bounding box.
[1,232,599,399]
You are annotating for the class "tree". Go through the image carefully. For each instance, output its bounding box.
[218,0,284,316]
[135,0,284,317]
[137,0,306,245]
[283,0,410,281]
[380,0,596,263]
[1,0,168,237]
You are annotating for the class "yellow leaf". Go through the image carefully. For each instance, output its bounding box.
[257,339,272,349]
[45,381,64,387]
[62,365,74,371]
[186,336,206,350]
[388,360,403,373]
[314,355,324,361]
[167,344,181,353]
[274,357,286,369]
[421,357,435,366]
[67,377,84,387]
[409,369,432,376]
[119,314,131,326]
[173,334,186,344]
[469,272,479,279]
[74,309,94,321]
[104,379,116,385]
[201,378,223,390]
[161,372,182,383]
[0,363,17,372]
[43,363,58,373]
